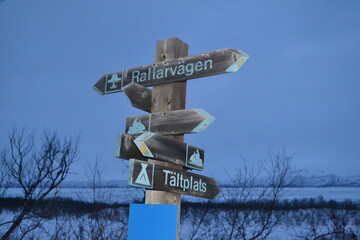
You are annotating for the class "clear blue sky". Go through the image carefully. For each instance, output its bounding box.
[1,0,359,181]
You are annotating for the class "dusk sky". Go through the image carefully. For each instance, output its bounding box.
[1,1,359,182]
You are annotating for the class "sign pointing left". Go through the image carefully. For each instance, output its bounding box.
[134,132,205,170]
[116,133,205,170]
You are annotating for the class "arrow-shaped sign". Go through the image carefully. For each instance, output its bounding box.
[125,109,215,135]
[128,159,220,199]
[93,48,249,95]
[134,132,205,170]
[116,133,204,170]
[123,82,152,113]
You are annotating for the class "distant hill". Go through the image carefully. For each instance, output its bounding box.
[6,179,129,188]
[288,170,360,187]
[59,179,129,188]
[221,170,360,188]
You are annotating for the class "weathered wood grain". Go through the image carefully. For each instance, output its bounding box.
[146,37,189,240]
[122,82,152,113]
[115,134,146,161]
[134,132,205,170]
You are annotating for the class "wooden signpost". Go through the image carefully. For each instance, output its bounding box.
[93,48,248,95]
[93,37,248,240]
[128,159,220,199]
[125,109,215,135]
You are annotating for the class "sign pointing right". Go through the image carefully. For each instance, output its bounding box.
[93,48,249,95]
[128,159,220,199]
[125,109,215,135]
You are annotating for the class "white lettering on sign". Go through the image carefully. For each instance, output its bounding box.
[163,170,207,193]
[131,59,213,83]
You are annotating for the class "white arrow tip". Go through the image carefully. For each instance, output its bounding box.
[134,132,155,158]
[226,49,249,73]
[192,109,216,133]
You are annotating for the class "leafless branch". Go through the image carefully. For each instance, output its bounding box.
[1,126,78,240]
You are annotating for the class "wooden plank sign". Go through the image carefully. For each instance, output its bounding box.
[125,109,215,135]
[134,132,205,170]
[123,82,152,113]
[116,133,204,170]
[128,159,220,199]
[93,48,249,95]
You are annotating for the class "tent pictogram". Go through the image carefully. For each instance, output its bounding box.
[135,163,151,186]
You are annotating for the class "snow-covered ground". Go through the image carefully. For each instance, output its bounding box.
[2,187,359,239]
[4,186,360,203]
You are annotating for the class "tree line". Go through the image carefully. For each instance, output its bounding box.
[1,127,359,239]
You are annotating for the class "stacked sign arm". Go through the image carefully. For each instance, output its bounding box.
[133,132,205,170]
[125,109,215,135]
[128,159,220,200]
[93,48,249,95]
[116,132,205,170]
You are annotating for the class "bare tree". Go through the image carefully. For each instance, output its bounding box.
[181,203,220,240]
[218,147,295,240]
[0,126,78,240]
[69,158,128,240]
[179,148,295,240]
[0,154,11,198]
[295,208,359,240]
[0,158,11,238]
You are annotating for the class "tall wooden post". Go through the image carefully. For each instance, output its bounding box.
[145,37,188,239]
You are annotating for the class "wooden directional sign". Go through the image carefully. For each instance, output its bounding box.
[125,109,215,135]
[128,159,220,199]
[93,48,249,95]
[116,133,204,170]
[134,132,205,170]
[123,82,152,113]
